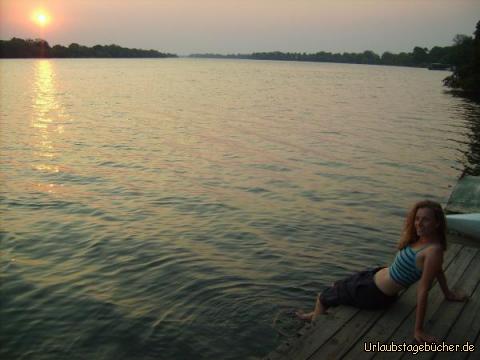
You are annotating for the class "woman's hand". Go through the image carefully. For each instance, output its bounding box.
[414,329,438,344]
[445,289,468,302]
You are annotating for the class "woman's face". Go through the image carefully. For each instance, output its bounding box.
[415,207,438,238]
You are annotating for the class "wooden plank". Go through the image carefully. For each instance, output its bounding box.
[471,332,480,360]
[263,307,360,360]
[412,249,480,360]
[341,243,463,360]
[447,232,480,249]
[373,246,477,360]
[308,308,388,360]
[434,253,480,360]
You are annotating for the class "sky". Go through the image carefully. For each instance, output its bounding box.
[0,0,479,56]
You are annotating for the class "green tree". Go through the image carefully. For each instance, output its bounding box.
[428,46,451,64]
[444,20,480,97]
[412,46,429,66]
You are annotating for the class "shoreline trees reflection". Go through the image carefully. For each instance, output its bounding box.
[456,97,480,177]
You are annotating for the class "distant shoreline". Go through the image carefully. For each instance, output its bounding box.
[188,49,453,69]
[0,37,452,68]
[0,38,177,59]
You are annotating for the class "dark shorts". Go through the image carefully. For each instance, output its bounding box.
[319,267,398,310]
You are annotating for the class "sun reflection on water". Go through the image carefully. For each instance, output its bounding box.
[31,60,65,175]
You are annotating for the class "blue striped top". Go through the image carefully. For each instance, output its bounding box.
[389,245,429,287]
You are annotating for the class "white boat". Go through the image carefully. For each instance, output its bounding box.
[445,175,479,241]
[446,213,480,240]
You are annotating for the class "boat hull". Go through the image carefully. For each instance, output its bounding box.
[446,213,480,241]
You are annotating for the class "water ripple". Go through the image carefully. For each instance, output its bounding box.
[0,59,478,360]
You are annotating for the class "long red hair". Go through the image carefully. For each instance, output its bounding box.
[398,200,447,250]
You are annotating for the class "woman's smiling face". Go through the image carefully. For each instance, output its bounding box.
[415,207,438,238]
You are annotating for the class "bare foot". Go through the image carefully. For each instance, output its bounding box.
[295,309,314,321]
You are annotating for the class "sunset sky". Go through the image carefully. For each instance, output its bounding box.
[0,0,478,55]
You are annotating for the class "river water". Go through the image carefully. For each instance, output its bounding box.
[1,58,479,359]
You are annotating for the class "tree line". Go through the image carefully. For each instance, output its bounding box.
[443,21,480,98]
[0,38,177,58]
[190,44,460,68]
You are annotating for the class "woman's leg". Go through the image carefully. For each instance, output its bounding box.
[312,294,327,321]
[296,268,388,322]
[296,294,328,322]
[296,270,367,322]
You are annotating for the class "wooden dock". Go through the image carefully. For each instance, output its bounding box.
[264,238,480,360]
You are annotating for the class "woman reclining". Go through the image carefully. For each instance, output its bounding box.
[296,200,468,343]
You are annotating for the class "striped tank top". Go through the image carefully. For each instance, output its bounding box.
[389,245,430,287]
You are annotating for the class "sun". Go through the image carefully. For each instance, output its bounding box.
[32,10,51,27]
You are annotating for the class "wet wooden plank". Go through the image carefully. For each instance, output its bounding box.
[308,308,387,360]
[264,306,360,360]
[434,252,480,360]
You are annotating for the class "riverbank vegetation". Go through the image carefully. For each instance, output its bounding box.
[443,21,480,98]
[0,38,177,58]
[191,46,452,68]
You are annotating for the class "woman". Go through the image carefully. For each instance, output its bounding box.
[296,200,468,343]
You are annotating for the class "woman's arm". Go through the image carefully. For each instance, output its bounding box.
[437,270,468,301]
[414,247,443,343]
[436,269,449,295]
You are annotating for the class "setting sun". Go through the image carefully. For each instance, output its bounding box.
[32,10,51,27]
